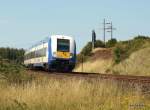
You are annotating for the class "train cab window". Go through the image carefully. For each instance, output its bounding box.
[57,39,70,52]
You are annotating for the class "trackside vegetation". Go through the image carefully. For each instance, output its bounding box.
[0,47,25,63]
[77,39,117,63]
[113,36,150,63]
[75,35,150,75]
[77,35,150,64]
[0,36,150,110]
[80,40,105,56]
[0,59,33,84]
[0,48,32,84]
[0,77,150,110]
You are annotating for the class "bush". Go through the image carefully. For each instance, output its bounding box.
[134,35,150,40]
[113,46,124,64]
[94,40,105,48]
[80,42,92,56]
[113,36,150,63]
[80,40,105,56]
[106,38,117,47]
[0,60,33,84]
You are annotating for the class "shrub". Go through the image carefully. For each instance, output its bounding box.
[80,40,105,56]
[113,36,150,63]
[0,60,33,84]
[80,42,92,56]
[106,38,117,47]
[113,46,123,64]
[134,35,150,40]
[94,40,105,48]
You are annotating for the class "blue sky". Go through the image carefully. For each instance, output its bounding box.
[0,0,150,52]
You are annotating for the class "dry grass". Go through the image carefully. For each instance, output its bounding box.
[112,47,150,76]
[74,59,113,73]
[0,77,150,110]
[75,47,150,76]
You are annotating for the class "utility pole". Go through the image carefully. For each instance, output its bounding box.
[106,22,116,40]
[101,19,116,45]
[103,19,111,45]
[103,19,106,46]
[111,22,113,39]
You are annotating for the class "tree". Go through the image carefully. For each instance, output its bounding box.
[0,47,25,63]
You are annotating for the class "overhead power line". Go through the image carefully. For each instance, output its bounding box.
[101,19,116,46]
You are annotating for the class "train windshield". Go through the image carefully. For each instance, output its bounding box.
[57,39,70,52]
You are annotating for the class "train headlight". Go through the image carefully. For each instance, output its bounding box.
[53,52,57,57]
[70,53,73,58]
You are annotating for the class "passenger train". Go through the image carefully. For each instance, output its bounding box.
[24,35,76,71]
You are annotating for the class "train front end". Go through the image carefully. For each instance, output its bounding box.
[49,35,76,71]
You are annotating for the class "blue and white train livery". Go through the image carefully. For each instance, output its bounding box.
[24,35,76,71]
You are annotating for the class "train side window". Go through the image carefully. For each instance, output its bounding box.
[35,50,38,58]
[32,51,35,58]
[39,49,42,57]
[37,48,46,57]
[29,52,32,59]
[29,48,47,58]
[28,53,30,59]
[30,52,32,58]
[41,48,46,57]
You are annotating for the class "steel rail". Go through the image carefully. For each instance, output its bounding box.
[27,69,150,84]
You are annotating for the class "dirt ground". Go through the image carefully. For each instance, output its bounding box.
[90,48,113,61]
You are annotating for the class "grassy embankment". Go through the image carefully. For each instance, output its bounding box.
[75,36,150,76]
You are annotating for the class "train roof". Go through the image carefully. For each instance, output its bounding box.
[26,35,74,52]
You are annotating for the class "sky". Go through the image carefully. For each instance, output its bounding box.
[0,0,150,52]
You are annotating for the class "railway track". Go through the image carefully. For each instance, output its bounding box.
[27,69,150,84]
